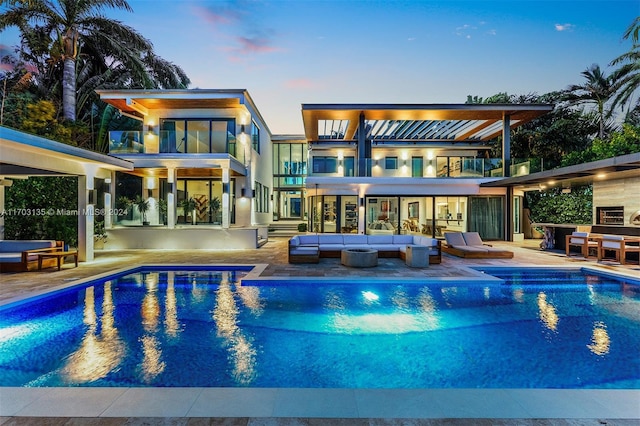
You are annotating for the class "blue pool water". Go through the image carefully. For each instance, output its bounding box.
[0,267,639,388]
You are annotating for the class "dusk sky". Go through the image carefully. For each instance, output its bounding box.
[1,0,638,134]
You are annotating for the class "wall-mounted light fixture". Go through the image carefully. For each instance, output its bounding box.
[241,187,246,198]
[240,124,246,134]
[167,182,174,192]
[146,124,155,135]
[359,197,364,208]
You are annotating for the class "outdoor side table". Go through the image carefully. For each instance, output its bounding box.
[38,251,78,271]
[405,245,429,267]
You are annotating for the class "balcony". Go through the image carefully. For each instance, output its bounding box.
[109,131,144,154]
[307,156,537,178]
[108,130,246,162]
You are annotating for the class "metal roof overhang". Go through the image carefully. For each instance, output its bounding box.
[480,152,640,190]
[301,103,554,144]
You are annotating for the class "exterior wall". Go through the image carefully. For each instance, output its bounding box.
[105,227,266,249]
[593,176,640,226]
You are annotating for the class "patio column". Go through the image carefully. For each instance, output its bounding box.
[104,172,115,229]
[77,175,94,262]
[167,167,176,229]
[0,181,5,239]
[502,113,511,178]
[357,112,370,177]
[222,167,230,228]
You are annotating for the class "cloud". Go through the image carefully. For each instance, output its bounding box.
[193,2,282,62]
[555,23,575,32]
[486,29,497,36]
[236,35,282,54]
[284,78,317,89]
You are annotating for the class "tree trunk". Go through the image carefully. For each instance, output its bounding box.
[62,57,76,121]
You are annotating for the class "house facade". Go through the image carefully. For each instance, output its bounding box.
[96,89,272,249]
[298,104,553,241]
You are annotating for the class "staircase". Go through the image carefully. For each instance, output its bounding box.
[268,221,305,237]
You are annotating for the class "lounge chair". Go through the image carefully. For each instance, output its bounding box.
[442,232,514,259]
[565,231,598,258]
[597,235,640,265]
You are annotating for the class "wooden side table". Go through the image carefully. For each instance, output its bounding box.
[37,251,78,271]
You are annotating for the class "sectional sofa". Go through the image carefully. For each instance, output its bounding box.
[288,233,441,264]
[0,240,63,272]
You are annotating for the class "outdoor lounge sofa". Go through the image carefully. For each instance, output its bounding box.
[442,232,514,259]
[0,240,63,272]
[288,234,441,264]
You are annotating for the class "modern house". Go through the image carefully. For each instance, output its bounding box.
[299,104,553,241]
[95,89,273,249]
[9,89,635,260]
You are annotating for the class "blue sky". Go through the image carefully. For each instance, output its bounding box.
[1,0,638,134]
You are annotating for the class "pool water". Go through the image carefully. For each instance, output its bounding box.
[0,268,639,388]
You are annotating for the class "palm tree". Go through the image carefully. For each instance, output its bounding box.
[610,17,640,112]
[564,64,623,139]
[0,0,190,123]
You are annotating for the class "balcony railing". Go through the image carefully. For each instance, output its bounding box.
[307,157,538,178]
[109,131,143,154]
[108,130,245,162]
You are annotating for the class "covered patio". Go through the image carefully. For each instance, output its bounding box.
[0,126,133,262]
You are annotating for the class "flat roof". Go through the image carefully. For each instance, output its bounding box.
[301,103,553,143]
[96,89,272,136]
[0,126,133,176]
[481,152,640,189]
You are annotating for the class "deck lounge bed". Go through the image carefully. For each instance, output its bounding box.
[442,232,514,259]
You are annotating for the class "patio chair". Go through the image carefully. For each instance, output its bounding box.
[597,235,640,265]
[565,231,598,258]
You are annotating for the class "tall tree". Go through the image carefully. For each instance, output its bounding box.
[0,0,190,123]
[610,16,640,111]
[563,64,622,139]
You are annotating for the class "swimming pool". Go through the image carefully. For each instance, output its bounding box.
[0,266,638,388]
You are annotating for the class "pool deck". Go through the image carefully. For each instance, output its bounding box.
[1,237,639,425]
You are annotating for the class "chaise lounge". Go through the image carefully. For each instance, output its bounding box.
[288,233,441,264]
[442,232,514,259]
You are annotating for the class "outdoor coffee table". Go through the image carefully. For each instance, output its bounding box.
[341,248,378,268]
[37,250,78,271]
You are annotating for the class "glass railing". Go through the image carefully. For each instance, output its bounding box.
[109,131,144,154]
[306,157,539,178]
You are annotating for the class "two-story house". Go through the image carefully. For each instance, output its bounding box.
[96,89,272,249]
[299,103,553,241]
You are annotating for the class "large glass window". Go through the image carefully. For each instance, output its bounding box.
[343,156,355,177]
[176,179,224,225]
[435,196,467,235]
[513,196,521,234]
[385,157,398,170]
[366,196,398,235]
[469,196,504,240]
[251,120,260,153]
[312,156,338,174]
[160,119,235,155]
[411,157,423,177]
[341,196,358,233]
